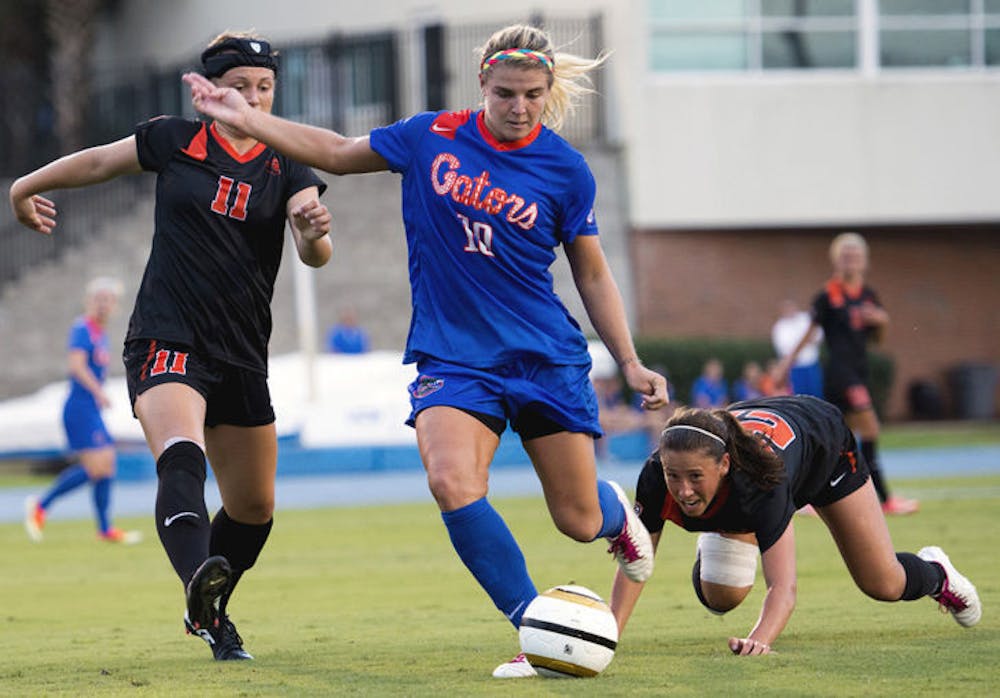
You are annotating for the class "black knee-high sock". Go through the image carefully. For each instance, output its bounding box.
[861,439,889,502]
[896,552,945,600]
[154,441,211,587]
[210,508,273,613]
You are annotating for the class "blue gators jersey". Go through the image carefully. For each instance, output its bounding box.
[66,317,109,405]
[370,110,599,368]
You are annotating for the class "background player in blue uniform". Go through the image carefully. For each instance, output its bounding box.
[610,396,980,656]
[781,232,918,515]
[11,32,332,661]
[24,277,141,544]
[184,23,669,677]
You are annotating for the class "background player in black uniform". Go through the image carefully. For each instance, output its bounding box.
[10,32,332,661]
[610,396,980,656]
[781,232,918,515]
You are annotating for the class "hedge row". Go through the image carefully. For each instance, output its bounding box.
[630,336,895,418]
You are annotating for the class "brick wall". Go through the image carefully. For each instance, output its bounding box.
[631,225,1000,420]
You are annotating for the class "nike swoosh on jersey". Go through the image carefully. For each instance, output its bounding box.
[829,472,847,487]
[430,123,455,136]
[164,511,200,527]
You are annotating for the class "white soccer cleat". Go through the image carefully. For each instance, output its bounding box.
[606,481,654,583]
[492,652,537,678]
[918,546,982,628]
[24,495,44,543]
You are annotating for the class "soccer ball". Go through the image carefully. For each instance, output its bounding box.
[518,584,619,678]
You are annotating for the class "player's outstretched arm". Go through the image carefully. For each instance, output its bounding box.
[566,235,669,409]
[730,524,797,656]
[610,530,660,634]
[9,136,141,234]
[183,72,389,176]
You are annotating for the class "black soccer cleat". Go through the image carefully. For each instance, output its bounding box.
[185,613,254,660]
[185,555,231,632]
[213,617,254,660]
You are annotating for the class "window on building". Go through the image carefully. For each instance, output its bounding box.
[879,1,972,67]
[649,0,1000,73]
[648,0,857,72]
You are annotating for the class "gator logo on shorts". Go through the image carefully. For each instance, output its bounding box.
[411,375,444,398]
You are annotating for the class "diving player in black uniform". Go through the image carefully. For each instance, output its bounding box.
[10,31,332,661]
[610,396,980,656]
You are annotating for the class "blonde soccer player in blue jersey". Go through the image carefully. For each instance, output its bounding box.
[185,22,669,677]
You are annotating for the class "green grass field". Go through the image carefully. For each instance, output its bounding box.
[1,474,998,696]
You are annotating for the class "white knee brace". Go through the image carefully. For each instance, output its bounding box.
[697,532,758,587]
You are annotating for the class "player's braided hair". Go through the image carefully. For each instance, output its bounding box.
[660,407,785,490]
[477,23,609,132]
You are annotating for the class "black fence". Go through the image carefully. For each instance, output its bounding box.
[1,14,606,293]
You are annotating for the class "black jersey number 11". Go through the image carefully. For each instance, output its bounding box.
[210,176,252,221]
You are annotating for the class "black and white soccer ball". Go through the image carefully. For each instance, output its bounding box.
[518,584,619,678]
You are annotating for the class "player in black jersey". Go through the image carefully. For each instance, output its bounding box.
[610,396,981,656]
[781,232,918,515]
[10,32,332,661]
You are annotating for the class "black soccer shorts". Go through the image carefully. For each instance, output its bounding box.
[124,339,275,427]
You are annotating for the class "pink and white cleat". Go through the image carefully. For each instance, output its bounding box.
[492,652,537,678]
[918,546,981,628]
[605,481,654,583]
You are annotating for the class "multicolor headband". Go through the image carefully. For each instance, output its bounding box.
[202,37,279,79]
[480,48,554,75]
[662,425,726,447]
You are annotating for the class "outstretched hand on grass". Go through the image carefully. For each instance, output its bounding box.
[729,636,773,656]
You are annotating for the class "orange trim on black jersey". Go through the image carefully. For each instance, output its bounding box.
[825,278,865,308]
[181,124,208,161]
[209,122,267,163]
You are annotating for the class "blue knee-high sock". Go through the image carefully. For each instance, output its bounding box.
[595,479,625,539]
[92,476,112,534]
[442,498,537,628]
[39,464,89,510]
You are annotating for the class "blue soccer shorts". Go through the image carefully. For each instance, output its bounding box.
[406,356,602,439]
[62,401,113,451]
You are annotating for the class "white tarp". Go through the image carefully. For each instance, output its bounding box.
[0,343,608,455]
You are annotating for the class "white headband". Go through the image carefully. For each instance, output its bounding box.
[662,424,726,446]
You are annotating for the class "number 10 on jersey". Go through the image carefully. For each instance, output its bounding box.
[458,214,495,257]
